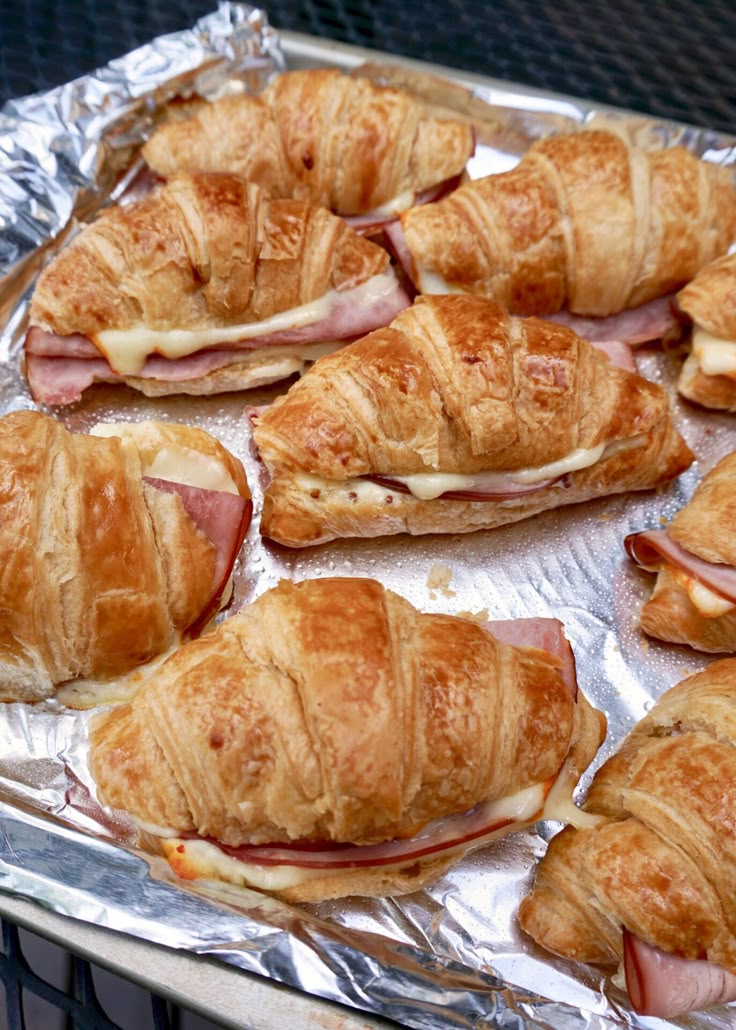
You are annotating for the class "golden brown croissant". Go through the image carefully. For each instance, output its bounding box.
[25,172,407,404]
[388,129,736,317]
[88,576,606,902]
[252,294,693,547]
[142,68,474,218]
[519,657,736,1019]
[675,252,736,410]
[625,449,736,652]
[0,411,251,704]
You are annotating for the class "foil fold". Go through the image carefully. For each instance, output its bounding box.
[1,5,736,1028]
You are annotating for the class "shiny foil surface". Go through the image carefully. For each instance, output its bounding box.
[1,5,736,1027]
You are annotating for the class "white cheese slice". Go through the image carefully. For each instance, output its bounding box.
[692,326,736,377]
[92,272,398,375]
[362,188,416,218]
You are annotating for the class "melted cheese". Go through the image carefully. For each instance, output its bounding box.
[293,441,618,503]
[692,326,736,377]
[92,273,398,375]
[152,781,584,892]
[672,568,736,618]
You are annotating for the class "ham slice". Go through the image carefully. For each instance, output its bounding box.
[485,617,577,699]
[623,931,736,1018]
[25,274,410,405]
[625,529,736,604]
[143,476,252,633]
[589,340,636,372]
[548,295,681,345]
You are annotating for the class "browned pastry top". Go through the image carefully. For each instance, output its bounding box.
[142,68,474,215]
[29,173,389,337]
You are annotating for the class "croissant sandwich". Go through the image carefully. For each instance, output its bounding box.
[24,172,409,406]
[141,68,474,230]
[675,252,736,411]
[519,657,736,1019]
[625,449,736,652]
[88,577,606,902]
[0,411,251,704]
[385,129,736,334]
[252,294,693,548]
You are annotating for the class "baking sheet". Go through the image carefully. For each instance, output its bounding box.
[1,5,736,1028]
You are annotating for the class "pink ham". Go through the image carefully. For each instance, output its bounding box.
[624,931,736,1018]
[484,617,577,699]
[143,476,252,633]
[25,351,243,406]
[625,529,736,604]
[24,273,410,405]
[589,340,636,372]
[547,295,681,346]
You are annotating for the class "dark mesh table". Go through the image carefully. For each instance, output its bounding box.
[1,1,735,1027]
[2,0,736,132]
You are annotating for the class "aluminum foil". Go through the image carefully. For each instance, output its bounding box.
[1,6,736,1028]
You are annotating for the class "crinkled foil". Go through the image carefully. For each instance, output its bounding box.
[1,6,736,1028]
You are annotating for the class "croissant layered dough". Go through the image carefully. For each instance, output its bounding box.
[628,450,736,652]
[0,411,251,703]
[89,577,605,901]
[253,294,693,547]
[676,252,736,411]
[142,69,474,217]
[394,129,736,317]
[519,658,736,1017]
[25,173,408,402]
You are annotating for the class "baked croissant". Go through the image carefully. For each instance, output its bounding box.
[0,411,251,704]
[625,449,736,652]
[88,576,606,902]
[252,294,693,547]
[675,252,736,410]
[519,657,736,1019]
[25,173,408,405]
[386,128,736,317]
[142,68,474,221]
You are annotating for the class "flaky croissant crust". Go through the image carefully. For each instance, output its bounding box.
[142,69,474,215]
[519,658,736,972]
[400,129,736,317]
[255,294,675,479]
[677,251,736,339]
[89,577,604,848]
[0,411,248,703]
[29,173,389,337]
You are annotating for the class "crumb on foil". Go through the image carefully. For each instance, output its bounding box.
[426,562,456,598]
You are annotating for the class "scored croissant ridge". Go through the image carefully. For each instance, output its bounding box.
[518,657,736,1020]
[625,449,736,652]
[675,251,736,411]
[252,293,694,548]
[0,410,251,704]
[387,128,736,320]
[141,68,475,222]
[88,576,606,902]
[24,172,409,406]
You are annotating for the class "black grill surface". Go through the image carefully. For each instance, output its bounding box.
[1,0,736,134]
